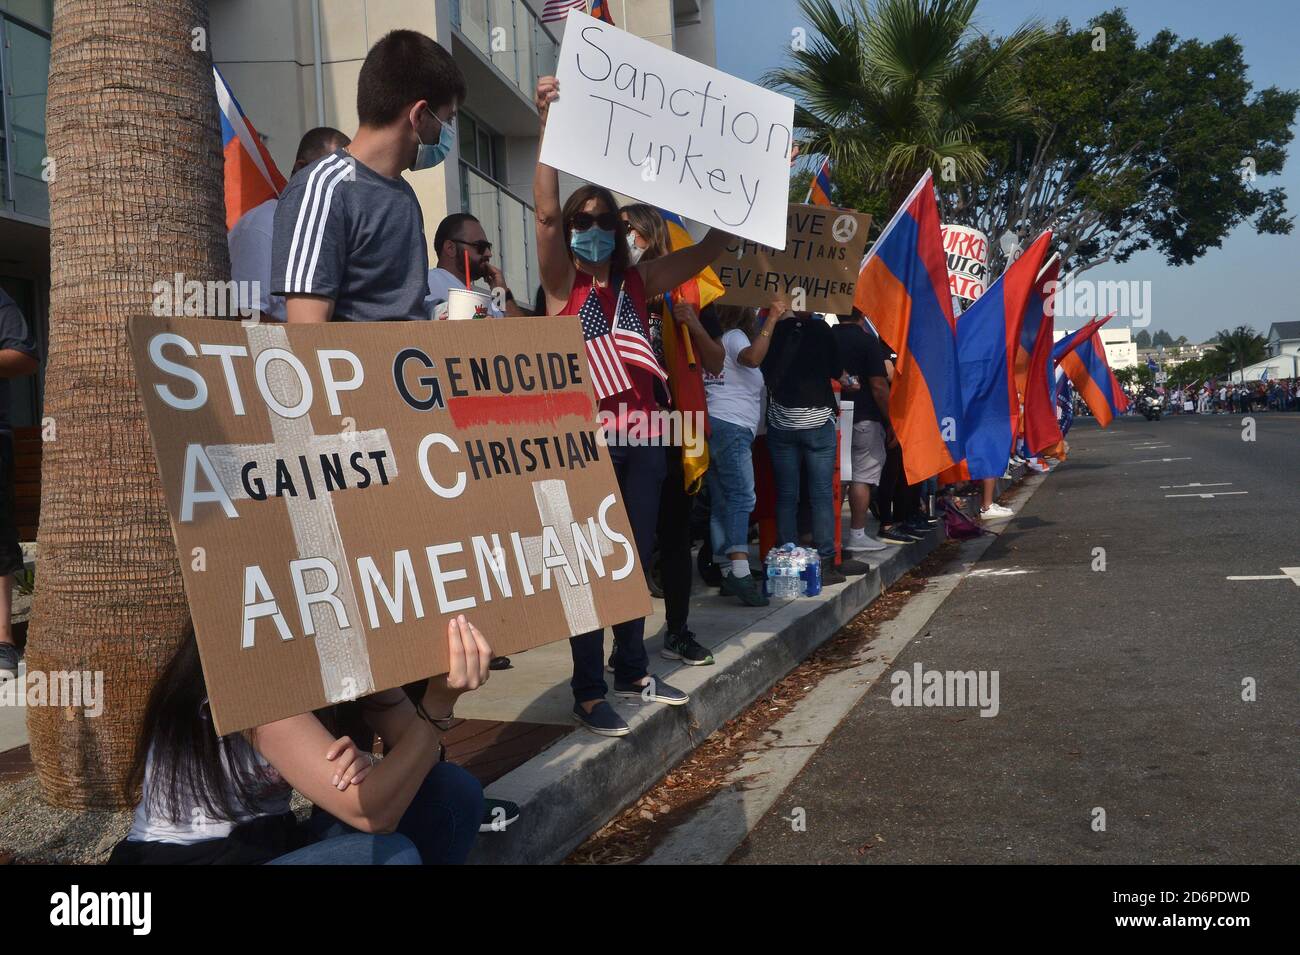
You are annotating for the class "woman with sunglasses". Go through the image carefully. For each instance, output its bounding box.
[534,76,733,738]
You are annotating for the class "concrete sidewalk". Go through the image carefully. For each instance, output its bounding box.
[467,505,951,864]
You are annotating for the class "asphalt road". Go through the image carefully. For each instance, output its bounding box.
[731,412,1300,864]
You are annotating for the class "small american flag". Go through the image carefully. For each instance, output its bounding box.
[611,287,669,385]
[542,0,585,23]
[579,286,633,400]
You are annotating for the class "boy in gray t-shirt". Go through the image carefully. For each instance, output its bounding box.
[271,30,466,324]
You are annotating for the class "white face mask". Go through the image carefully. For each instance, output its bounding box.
[626,232,645,266]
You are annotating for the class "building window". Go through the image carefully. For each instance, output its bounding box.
[0,9,51,223]
[458,112,504,184]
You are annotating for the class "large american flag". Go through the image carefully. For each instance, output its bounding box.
[541,0,585,23]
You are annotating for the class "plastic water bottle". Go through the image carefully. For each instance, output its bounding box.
[765,547,803,599]
[800,548,822,596]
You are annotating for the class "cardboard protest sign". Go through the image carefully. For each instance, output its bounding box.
[539,9,795,248]
[128,315,650,735]
[941,224,989,306]
[712,204,873,313]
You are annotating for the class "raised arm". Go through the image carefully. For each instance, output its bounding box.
[639,228,732,302]
[534,76,574,315]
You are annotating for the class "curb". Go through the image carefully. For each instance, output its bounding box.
[468,527,943,865]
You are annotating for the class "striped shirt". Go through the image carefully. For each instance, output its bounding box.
[271,149,430,322]
[767,399,835,430]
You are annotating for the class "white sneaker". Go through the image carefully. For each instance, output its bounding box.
[846,530,888,552]
[979,503,1014,520]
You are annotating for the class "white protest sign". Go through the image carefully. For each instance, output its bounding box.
[539,10,796,249]
[941,224,989,306]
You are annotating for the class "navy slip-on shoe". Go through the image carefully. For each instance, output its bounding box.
[573,701,631,737]
[613,677,688,705]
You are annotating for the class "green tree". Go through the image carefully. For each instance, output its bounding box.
[950,9,1297,277]
[1134,329,1152,347]
[1152,330,1174,347]
[1212,325,1268,374]
[765,0,1045,220]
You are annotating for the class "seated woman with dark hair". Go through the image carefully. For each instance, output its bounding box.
[110,616,493,865]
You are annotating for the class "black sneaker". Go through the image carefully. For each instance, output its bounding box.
[480,797,521,833]
[613,676,688,705]
[720,572,769,607]
[836,557,872,576]
[488,656,512,671]
[661,629,715,665]
[820,560,848,585]
[878,525,920,545]
[0,642,17,680]
[573,701,630,737]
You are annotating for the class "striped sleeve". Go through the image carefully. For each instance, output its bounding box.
[271,154,352,298]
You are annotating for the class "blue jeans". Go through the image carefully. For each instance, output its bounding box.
[707,417,756,559]
[767,419,837,560]
[267,832,421,865]
[290,761,483,865]
[569,442,665,702]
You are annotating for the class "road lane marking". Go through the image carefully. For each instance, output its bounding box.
[1226,568,1300,586]
[1165,491,1248,499]
[1135,457,1191,463]
[1160,483,1232,489]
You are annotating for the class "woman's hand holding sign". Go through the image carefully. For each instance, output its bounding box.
[536,75,560,130]
[422,615,493,720]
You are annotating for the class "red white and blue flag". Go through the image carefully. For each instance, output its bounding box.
[806,157,833,206]
[578,289,633,400]
[542,0,585,23]
[215,65,286,231]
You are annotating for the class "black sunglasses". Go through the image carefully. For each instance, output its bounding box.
[452,238,492,255]
[569,211,621,232]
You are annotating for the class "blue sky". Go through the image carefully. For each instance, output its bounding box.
[715,0,1300,343]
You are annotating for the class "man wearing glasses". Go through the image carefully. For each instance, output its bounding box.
[426,213,526,318]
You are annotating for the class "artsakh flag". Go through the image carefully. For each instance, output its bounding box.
[853,170,965,484]
[953,231,1053,479]
[1019,253,1064,455]
[590,0,615,25]
[806,157,833,206]
[215,66,287,231]
[1057,327,1128,427]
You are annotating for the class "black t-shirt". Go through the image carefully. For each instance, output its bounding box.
[761,316,841,413]
[833,321,887,422]
[0,289,39,433]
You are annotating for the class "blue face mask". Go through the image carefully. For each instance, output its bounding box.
[413,109,454,171]
[570,226,616,264]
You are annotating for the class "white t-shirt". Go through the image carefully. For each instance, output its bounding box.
[227,198,286,321]
[704,328,764,434]
[127,736,292,845]
[426,267,505,320]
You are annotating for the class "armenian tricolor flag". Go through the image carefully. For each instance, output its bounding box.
[590,0,615,25]
[1056,324,1128,426]
[1019,253,1064,455]
[953,231,1053,479]
[215,66,286,231]
[806,157,833,207]
[853,170,965,484]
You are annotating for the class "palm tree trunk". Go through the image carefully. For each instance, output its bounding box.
[28,0,229,808]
